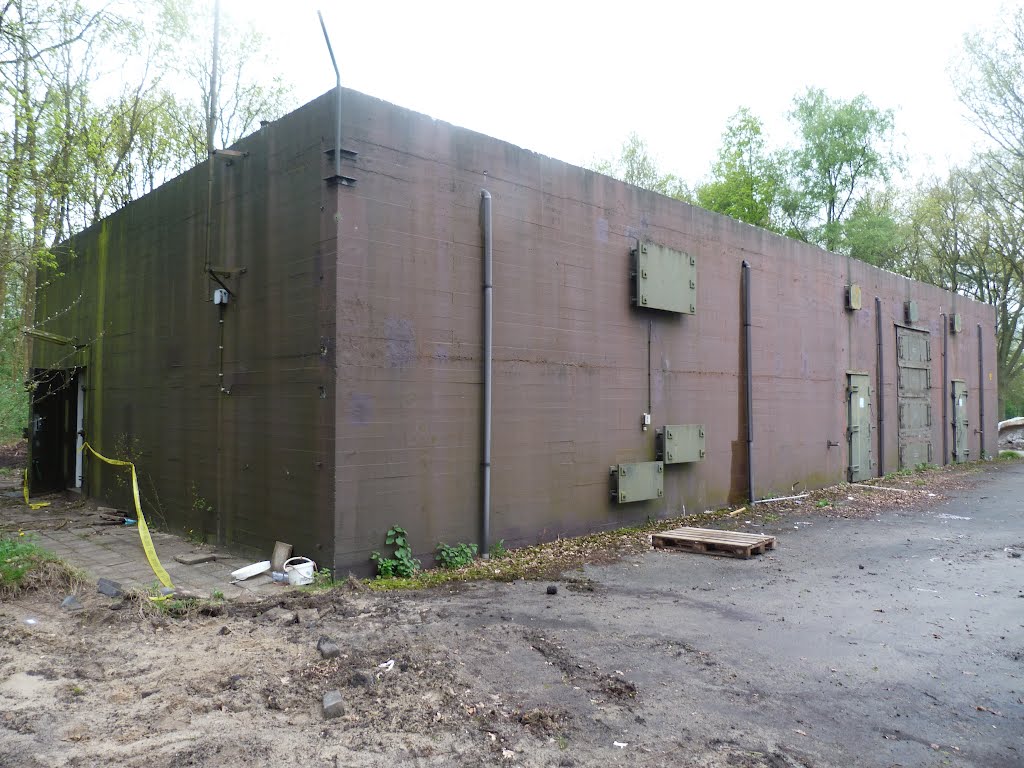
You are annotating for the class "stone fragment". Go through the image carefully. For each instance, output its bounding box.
[322,690,345,718]
[61,595,83,612]
[173,552,217,565]
[261,607,297,625]
[317,635,341,659]
[97,578,123,598]
[349,670,375,689]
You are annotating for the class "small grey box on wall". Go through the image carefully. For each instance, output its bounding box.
[904,300,919,324]
[655,425,706,464]
[609,462,664,503]
[630,242,696,314]
[845,284,862,311]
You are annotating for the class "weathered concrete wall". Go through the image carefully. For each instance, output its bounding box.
[32,86,999,575]
[33,94,339,563]
[333,88,998,571]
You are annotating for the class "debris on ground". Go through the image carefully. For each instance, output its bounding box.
[96,578,123,598]
[317,636,341,659]
[322,690,345,718]
[60,595,83,611]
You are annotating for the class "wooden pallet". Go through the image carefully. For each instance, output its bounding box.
[651,527,776,559]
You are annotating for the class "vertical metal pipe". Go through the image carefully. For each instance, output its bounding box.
[208,0,223,545]
[203,0,221,274]
[480,191,493,556]
[742,261,754,502]
[317,11,342,179]
[977,323,985,459]
[875,297,884,476]
[647,320,652,414]
[942,313,949,465]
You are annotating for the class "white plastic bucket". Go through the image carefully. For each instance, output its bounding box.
[283,556,316,586]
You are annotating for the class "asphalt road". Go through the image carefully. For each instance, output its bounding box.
[418,462,1024,767]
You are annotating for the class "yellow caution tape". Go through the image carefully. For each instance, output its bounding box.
[80,442,173,589]
[23,468,50,510]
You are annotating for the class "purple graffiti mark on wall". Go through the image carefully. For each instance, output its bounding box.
[349,393,373,424]
[385,317,416,368]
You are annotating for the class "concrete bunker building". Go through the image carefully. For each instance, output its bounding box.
[27,88,998,572]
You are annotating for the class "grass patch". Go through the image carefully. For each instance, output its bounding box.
[125,587,225,619]
[998,450,1023,460]
[0,534,82,596]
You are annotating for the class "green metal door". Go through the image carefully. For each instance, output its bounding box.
[896,327,933,468]
[848,373,872,482]
[951,380,969,462]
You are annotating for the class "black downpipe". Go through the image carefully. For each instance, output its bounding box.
[977,324,985,459]
[480,191,493,556]
[875,297,884,476]
[742,261,754,502]
[942,313,949,465]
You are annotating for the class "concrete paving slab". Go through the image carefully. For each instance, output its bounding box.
[1,483,280,599]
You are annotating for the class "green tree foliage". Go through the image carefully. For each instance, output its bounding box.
[906,160,1024,415]
[940,8,1024,416]
[956,6,1024,205]
[591,133,692,201]
[0,0,296,439]
[842,191,907,269]
[779,88,899,253]
[695,108,782,230]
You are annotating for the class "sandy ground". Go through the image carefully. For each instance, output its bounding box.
[1,461,1022,767]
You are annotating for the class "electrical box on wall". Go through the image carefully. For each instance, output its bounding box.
[845,284,862,311]
[609,461,664,503]
[630,242,696,314]
[655,425,706,464]
[904,300,918,324]
[950,313,962,334]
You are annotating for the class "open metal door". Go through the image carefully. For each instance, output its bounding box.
[28,368,82,493]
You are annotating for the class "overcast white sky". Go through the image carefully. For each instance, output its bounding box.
[243,0,1018,186]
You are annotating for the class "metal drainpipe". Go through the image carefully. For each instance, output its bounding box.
[875,297,884,476]
[942,313,949,465]
[977,324,985,459]
[480,191,493,556]
[317,11,342,179]
[742,261,754,502]
[208,0,222,545]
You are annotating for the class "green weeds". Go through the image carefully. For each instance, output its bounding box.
[435,541,477,570]
[370,526,421,578]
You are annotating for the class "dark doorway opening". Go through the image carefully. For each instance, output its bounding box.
[28,368,84,493]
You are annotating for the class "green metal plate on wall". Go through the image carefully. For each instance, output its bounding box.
[631,242,696,314]
[610,461,664,503]
[656,424,705,464]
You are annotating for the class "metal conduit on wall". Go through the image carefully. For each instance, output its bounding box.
[942,313,949,465]
[978,324,985,459]
[480,190,493,556]
[875,297,885,476]
[742,261,754,502]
